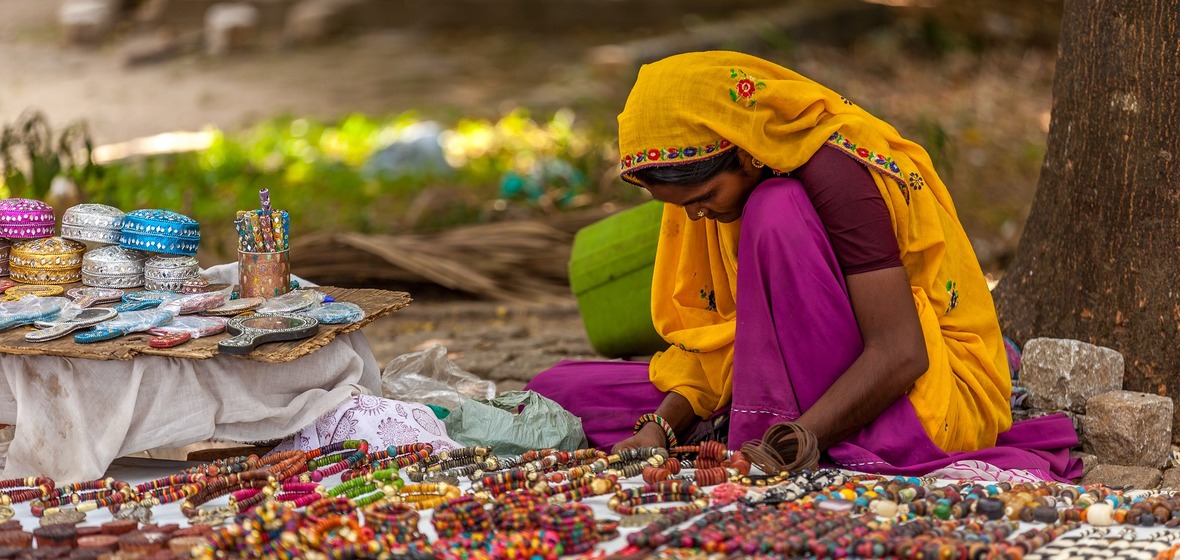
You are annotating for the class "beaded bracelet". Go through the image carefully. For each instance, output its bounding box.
[431,494,491,538]
[361,500,421,544]
[394,482,463,511]
[545,473,619,505]
[633,413,678,449]
[540,502,601,555]
[490,491,546,532]
[607,480,709,516]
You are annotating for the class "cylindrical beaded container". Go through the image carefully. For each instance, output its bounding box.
[81,246,149,289]
[143,255,200,292]
[61,203,126,245]
[119,209,201,256]
[9,237,86,285]
[0,198,54,239]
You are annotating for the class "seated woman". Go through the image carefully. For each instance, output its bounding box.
[526,51,1080,481]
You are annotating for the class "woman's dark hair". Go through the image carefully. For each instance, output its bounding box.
[626,149,742,187]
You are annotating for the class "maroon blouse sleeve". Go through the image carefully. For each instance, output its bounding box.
[791,144,903,275]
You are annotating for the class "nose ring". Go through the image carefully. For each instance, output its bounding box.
[696,210,705,218]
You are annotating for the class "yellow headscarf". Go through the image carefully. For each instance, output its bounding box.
[618,51,1011,452]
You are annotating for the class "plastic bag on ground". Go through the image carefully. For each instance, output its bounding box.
[380,344,495,410]
[442,390,588,455]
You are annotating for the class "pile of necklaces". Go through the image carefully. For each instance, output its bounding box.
[1,440,1179,559]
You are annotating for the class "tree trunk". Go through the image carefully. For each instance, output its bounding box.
[993,0,1180,434]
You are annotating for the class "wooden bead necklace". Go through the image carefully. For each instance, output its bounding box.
[394,482,463,511]
[0,476,55,505]
[607,480,709,517]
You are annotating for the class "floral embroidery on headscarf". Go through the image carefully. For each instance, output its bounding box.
[620,140,732,171]
[729,68,766,108]
[700,288,717,311]
[826,131,909,204]
[908,172,926,191]
[945,280,959,313]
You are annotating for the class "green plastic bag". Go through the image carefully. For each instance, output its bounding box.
[442,390,588,454]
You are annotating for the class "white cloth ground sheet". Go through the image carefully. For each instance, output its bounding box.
[0,331,381,481]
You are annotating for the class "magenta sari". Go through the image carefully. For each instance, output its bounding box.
[527,179,1081,481]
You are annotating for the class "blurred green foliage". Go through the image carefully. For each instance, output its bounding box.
[26,110,613,261]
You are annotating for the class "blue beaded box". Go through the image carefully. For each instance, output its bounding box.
[119,209,201,255]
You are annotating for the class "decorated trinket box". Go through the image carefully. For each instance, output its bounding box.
[144,255,200,292]
[9,237,87,285]
[119,209,201,255]
[0,198,55,239]
[61,203,126,245]
[0,238,10,277]
[81,245,150,289]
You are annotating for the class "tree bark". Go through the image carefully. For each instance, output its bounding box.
[993,0,1180,434]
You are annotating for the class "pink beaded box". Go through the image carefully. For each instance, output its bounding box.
[0,198,55,239]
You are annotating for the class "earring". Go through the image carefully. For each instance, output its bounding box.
[696,210,705,218]
[751,158,765,169]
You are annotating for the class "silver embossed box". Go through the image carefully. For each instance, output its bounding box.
[144,255,199,291]
[82,245,149,288]
[62,203,126,244]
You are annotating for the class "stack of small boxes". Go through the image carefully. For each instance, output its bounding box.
[0,198,203,291]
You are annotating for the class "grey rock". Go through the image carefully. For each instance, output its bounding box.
[1161,468,1180,491]
[1082,390,1173,468]
[1021,338,1124,413]
[1071,451,1098,479]
[1079,463,1161,489]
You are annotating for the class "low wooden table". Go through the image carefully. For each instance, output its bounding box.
[0,286,411,364]
[0,285,409,480]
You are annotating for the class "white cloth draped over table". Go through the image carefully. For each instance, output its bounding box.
[0,331,381,482]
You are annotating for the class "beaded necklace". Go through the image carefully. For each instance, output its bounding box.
[343,443,434,482]
[181,450,306,523]
[299,440,370,483]
[30,477,131,518]
[608,480,709,517]
[0,476,54,505]
[326,466,403,508]
[395,482,463,511]
[404,446,489,483]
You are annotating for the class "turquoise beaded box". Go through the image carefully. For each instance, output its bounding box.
[119,209,201,256]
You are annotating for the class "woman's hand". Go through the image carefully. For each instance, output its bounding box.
[611,422,668,454]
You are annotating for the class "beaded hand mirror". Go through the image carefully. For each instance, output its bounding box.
[0,298,64,331]
[217,313,319,355]
[113,290,176,312]
[27,307,118,342]
[67,287,125,308]
[4,284,63,301]
[203,296,264,317]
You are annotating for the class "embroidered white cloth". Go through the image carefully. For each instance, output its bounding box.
[273,394,460,454]
[0,332,381,481]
